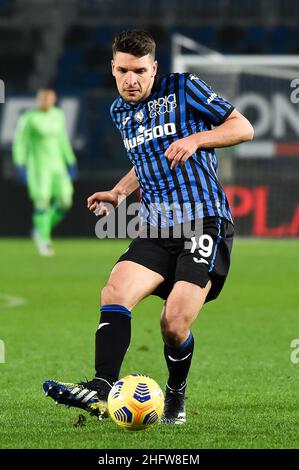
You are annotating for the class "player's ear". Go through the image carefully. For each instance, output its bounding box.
[152,60,158,77]
[111,59,115,76]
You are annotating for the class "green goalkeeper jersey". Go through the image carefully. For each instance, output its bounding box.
[13,106,76,172]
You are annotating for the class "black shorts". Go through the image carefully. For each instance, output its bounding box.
[116,217,234,303]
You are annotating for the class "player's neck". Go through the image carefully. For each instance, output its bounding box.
[38,107,53,112]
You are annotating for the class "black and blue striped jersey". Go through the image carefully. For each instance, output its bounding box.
[110,72,234,227]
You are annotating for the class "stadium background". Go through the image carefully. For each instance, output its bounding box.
[0,0,299,450]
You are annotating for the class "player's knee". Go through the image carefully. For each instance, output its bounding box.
[101,283,127,306]
[101,283,115,304]
[160,312,189,347]
[34,197,50,211]
[60,202,71,212]
[57,197,72,211]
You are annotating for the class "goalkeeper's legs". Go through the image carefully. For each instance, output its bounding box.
[31,205,53,256]
[32,207,51,241]
[50,173,74,232]
[28,170,54,255]
[160,280,211,424]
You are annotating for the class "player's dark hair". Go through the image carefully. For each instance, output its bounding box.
[112,30,156,59]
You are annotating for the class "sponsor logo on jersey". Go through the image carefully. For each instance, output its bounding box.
[123,122,176,150]
[147,93,177,118]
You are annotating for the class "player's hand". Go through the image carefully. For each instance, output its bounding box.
[15,165,27,185]
[87,190,119,216]
[164,135,198,170]
[68,163,78,181]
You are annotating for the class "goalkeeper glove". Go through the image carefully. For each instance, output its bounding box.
[68,163,78,181]
[15,165,27,184]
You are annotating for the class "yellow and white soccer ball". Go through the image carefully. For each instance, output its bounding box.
[108,374,164,431]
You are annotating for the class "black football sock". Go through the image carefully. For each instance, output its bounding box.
[164,332,194,392]
[94,304,131,386]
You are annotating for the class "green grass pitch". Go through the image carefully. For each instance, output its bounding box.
[0,238,298,449]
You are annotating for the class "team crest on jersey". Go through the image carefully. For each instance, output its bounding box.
[147,93,177,118]
[135,110,145,123]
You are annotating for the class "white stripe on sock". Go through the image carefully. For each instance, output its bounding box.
[167,383,186,392]
[167,352,192,362]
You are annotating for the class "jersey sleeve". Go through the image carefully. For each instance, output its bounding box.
[185,74,234,126]
[59,111,76,165]
[12,112,31,166]
[110,99,119,128]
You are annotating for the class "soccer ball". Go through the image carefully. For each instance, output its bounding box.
[108,374,164,431]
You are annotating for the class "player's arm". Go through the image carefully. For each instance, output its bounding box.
[87,167,139,215]
[12,112,30,183]
[12,113,30,166]
[60,128,76,165]
[59,111,78,179]
[165,74,254,169]
[194,108,253,148]
[166,109,254,169]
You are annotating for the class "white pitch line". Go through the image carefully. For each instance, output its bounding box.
[0,293,27,308]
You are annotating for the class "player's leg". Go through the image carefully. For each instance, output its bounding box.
[29,172,52,240]
[95,260,164,386]
[50,172,74,233]
[160,217,234,424]
[44,259,165,418]
[160,280,211,424]
[90,234,173,396]
[28,169,53,255]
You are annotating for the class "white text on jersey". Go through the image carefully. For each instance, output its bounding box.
[123,123,177,150]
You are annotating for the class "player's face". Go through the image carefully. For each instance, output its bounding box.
[37,91,56,111]
[112,52,157,103]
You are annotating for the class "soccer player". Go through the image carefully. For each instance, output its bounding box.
[13,89,77,256]
[43,31,253,423]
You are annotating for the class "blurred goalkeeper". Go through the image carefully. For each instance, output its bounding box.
[13,89,77,256]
